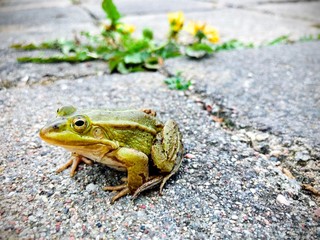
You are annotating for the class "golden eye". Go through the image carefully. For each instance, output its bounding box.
[72,116,87,132]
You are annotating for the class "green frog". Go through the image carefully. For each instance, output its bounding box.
[39,106,183,203]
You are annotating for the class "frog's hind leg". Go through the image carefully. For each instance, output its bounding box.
[149,119,183,193]
[56,153,93,177]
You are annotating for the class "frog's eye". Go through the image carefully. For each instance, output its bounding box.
[72,116,87,132]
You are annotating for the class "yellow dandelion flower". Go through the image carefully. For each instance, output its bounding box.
[116,23,135,34]
[168,11,184,32]
[185,21,206,36]
[204,25,220,43]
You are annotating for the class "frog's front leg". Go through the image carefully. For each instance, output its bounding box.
[56,152,93,177]
[102,148,149,204]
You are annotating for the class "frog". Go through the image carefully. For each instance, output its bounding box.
[39,106,183,203]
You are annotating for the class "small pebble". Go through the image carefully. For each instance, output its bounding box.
[276,194,291,206]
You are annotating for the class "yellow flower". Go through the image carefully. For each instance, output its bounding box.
[116,23,135,34]
[204,25,220,43]
[168,11,184,32]
[185,21,206,36]
[186,21,220,43]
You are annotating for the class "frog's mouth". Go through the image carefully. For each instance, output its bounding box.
[39,126,118,150]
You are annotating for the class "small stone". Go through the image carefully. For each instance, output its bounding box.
[231,135,239,141]
[21,75,29,82]
[96,222,102,228]
[86,183,97,192]
[309,201,316,207]
[270,150,282,157]
[245,131,256,141]
[295,151,310,161]
[255,133,269,141]
[276,194,291,206]
[185,153,196,159]
[231,215,238,220]
[28,215,37,222]
[314,208,320,219]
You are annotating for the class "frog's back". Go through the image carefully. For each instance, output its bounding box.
[82,109,159,127]
[81,109,162,154]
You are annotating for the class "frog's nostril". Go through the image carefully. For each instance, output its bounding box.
[52,124,59,130]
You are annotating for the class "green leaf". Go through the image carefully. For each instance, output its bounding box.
[142,28,154,40]
[144,56,160,70]
[117,62,130,74]
[17,55,94,63]
[108,57,122,73]
[102,0,121,25]
[154,41,181,59]
[124,53,144,64]
[11,41,59,50]
[59,40,78,54]
[267,35,290,46]
[185,43,213,58]
[214,39,254,52]
[164,72,191,91]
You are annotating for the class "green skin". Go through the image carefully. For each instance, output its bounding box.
[39,106,183,203]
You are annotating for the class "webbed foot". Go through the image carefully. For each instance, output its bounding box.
[103,178,130,204]
[56,153,93,177]
[132,153,183,200]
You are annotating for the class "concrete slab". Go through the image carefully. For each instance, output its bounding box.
[165,41,320,207]
[0,0,70,11]
[1,72,318,239]
[165,41,320,147]
[252,1,320,23]
[124,8,319,42]
[80,0,214,19]
[0,4,98,48]
[216,0,290,7]
[0,49,108,89]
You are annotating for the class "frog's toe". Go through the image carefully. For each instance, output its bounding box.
[132,176,164,200]
[56,153,93,177]
[103,183,127,191]
[111,188,130,204]
[103,184,130,204]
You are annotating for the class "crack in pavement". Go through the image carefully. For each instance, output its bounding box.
[185,83,320,206]
[160,64,320,205]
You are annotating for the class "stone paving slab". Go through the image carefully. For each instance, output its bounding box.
[166,41,320,147]
[0,49,108,89]
[0,0,69,10]
[252,1,320,23]
[1,72,319,239]
[80,0,214,19]
[0,1,98,49]
[123,8,319,42]
[216,0,290,6]
[165,41,320,204]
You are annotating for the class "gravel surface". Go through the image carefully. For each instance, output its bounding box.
[1,72,319,239]
[166,41,320,207]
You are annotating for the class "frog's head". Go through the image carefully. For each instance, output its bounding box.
[39,106,115,152]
